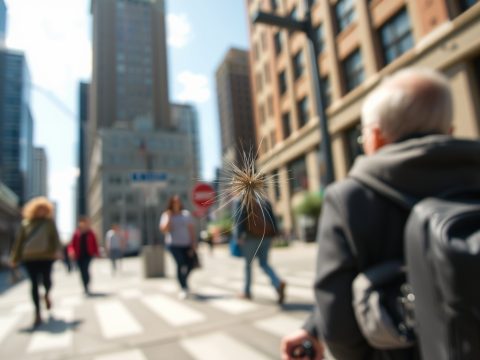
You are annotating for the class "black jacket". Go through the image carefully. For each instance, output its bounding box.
[303,135,480,360]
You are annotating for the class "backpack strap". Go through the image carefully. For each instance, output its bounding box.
[350,173,417,211]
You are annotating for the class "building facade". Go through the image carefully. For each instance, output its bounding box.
[0,0,6,47]
[88,126,194,250]
[246,0,480,234]
[77,82,89,218]
[170,103,201,180]
[0,49,33,204]
[88,0,196,244]
[31,147,48,198]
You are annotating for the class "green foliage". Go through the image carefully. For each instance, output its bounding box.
[207,216,233,235]
[294,191,323,218]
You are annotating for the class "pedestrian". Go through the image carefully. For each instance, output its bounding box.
[159,195,196,300]
[234,197,286,304]
[68,216,99,296]
[10,197,62,328]
[105,223,125,275]
[281,68,480,360]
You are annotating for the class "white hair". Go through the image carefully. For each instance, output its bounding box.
[361,68,453,142]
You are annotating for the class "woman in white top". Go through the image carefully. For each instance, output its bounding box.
[105,223,124,274]
[159,195,196,298]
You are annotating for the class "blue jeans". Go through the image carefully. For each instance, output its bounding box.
[169,246,194,290]
[241,237,281,296]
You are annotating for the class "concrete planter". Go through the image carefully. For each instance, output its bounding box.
[141,244,165,278]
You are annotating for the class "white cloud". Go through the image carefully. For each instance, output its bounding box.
[167,13,192,48]
[176,71,211,103]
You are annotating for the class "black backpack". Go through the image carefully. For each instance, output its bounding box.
[352,176,480,359]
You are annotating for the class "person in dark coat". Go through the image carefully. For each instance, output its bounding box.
[68,216,99,295]
[281,68,480,360]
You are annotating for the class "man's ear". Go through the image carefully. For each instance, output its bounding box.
[371,126,389,152]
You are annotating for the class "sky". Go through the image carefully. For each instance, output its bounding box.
[4,0,250,239]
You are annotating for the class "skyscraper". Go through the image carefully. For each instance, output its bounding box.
[0,0,6,46]
[215,48,256,166]
[0,49,34,204]
[77,82,89,218]
[32,147,48,198]
[89,0,170,135]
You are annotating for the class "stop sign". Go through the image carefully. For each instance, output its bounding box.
[192,182,216,208]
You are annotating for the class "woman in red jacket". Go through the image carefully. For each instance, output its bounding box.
[68,216,99,295]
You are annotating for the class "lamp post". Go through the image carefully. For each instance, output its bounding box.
[252,0,335,186]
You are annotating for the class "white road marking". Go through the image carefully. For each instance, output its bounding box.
[254,314,304,337]
[142,294,205,326]
[94,300,143,339]
[181,332,270,360]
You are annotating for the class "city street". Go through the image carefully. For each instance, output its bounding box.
[0,242,317,360]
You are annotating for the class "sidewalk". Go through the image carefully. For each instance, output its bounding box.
[0,241,318,360]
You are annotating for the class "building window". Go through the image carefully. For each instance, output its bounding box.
[282,112,291,138]
[320,75,331,108]
[293,50,304,79]
[345,124,364,167]
[288,156,308,194]
[459,0,478,12]
[270,0,279,12]
[335,0,356,33]
[278,71,287,95]
[313,24,324,54]
[273,169,281,200]
[297,97,309,128]
[343,49,364,92]
[289,6,298,19]
[274,32,283,55]
[379,9,414,65]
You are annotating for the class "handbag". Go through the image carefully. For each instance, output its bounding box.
[22,222,49,257]
[229,237,242,257]
[189,248,201,269]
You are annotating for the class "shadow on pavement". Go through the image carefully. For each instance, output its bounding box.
[280,302,314,312]
[86,291,110,298]
[0,268,26,295]
[191,293,230,301]
[19,315,84,334]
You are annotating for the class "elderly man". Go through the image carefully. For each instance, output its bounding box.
[281,68,480,360]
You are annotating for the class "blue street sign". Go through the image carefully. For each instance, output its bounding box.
[130,172,168,182]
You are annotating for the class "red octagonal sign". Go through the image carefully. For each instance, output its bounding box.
[192,182,216,209]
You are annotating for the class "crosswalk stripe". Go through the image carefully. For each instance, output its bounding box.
[59,295,83,307]
[142,294,205,327]
[284,275,313,288]
[119,289,143,299]
[156,281,178,294]
[12,302,33,314]
[181,332,271,360]
[94,300,143,339]
[254,314,304,337]
[93,349,147,360]
[0,314,21,344]
[27,308,74,353]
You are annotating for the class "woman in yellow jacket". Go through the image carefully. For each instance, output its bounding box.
[11,197,62,328]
